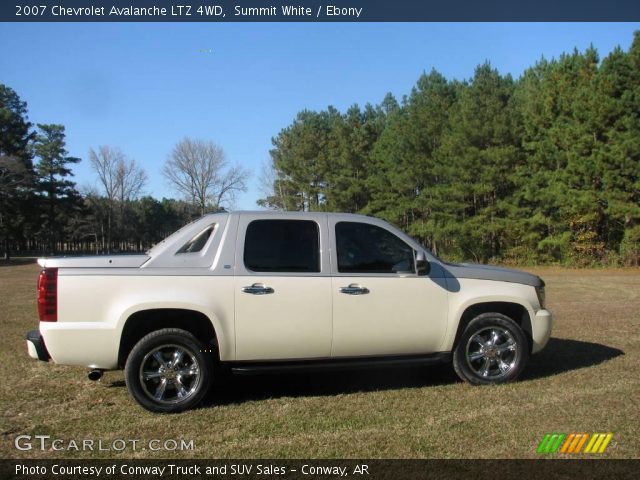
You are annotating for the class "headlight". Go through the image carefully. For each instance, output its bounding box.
[535,284,546,309]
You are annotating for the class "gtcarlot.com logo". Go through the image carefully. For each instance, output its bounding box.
[537,433,613,455]
[14,435,195,452]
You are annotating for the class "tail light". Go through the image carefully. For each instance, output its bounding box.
[37,268,58,322]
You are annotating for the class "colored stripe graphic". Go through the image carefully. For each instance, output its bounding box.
[584,434,598,453]
[573,434,590,453]
[536,434,552,453]
[584,433,613,454]
[560,433,589,453]
[537,433,565,454]
[560,434,575,453]
[541,433,613,455]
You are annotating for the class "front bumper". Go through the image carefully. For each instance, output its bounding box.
[26,330,50,361]
[531,309,553,353]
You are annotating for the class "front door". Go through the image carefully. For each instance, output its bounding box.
[330,220,448,357]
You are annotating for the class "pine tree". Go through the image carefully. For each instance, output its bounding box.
[437,64,520,261]
[597,33,640,264]
[0,84,36,259]
[34,124,82,252]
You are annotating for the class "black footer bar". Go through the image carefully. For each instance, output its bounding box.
[2,459,639,480]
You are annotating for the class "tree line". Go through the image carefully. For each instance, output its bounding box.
[0,85,248,258]
[2,33,639,265]
[260,33,640,266]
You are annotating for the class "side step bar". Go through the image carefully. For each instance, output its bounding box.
[227,353,451,375]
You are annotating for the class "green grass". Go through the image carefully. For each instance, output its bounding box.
[1,262,638,459]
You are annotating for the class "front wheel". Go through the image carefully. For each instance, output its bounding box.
[125,328,213,412]
[452,313,529,385]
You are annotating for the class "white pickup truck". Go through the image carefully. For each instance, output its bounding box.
[27,211,552,412]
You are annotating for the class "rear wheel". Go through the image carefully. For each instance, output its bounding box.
[452,313,529,385]
[125,328,213,412]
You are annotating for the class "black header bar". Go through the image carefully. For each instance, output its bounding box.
[2,0,640,22]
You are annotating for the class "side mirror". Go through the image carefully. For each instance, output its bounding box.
[415,251,430,276]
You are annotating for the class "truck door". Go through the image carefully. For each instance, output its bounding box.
[234,214,332,360]
[329,219,448,357]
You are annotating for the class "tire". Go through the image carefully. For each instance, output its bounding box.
[125,328,213,413]
[452,313,529,385]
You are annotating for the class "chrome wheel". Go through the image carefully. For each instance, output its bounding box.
[139,344,201,405]
[465,327,518,379]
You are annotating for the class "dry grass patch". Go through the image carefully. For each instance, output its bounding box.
[1,262,638,458]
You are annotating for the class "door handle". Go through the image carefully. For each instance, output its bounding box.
[339,284,370,295]
[242,283,275,295]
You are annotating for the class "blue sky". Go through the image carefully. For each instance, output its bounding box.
[1,23,638,209]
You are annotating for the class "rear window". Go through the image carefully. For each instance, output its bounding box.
[176,225,215,254]
[244,220,320,273]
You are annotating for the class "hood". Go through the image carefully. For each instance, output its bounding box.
[443,262,543,287]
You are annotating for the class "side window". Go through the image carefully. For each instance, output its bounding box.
[244,220,320,273]
[335,222,415,274]
[176,225,215,254]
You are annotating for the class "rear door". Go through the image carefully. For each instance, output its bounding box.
[234,214,332,360]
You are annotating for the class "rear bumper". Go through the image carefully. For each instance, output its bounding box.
[39,321,120,369]
[26,329,50,361]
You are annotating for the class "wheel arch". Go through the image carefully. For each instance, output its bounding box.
[118,308,219,368]
[452,301,534,352]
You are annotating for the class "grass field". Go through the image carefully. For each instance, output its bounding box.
[1,261,638,459]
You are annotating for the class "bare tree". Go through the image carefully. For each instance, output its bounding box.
[256,159,287,210]
[117,157,147,203]
[89,146,120,202]
[89,146,121,252]
[163,137,248,215]
[89,146,147,252]
[74,185,104,254]
[116,157,147,246]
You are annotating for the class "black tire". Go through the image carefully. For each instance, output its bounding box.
[125,328,213,413]
[452,313,529,385]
